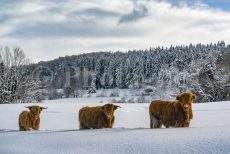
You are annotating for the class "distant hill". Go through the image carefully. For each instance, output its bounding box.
[29,41,230,102]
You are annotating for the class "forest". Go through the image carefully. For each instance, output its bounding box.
[0,41,229,103]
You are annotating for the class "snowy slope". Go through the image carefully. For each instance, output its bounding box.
[0,98,230,154]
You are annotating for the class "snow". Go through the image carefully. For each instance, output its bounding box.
[0,98,230,154]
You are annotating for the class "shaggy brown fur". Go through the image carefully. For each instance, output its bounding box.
[19,105,47,131]
[149,92,196,128]
[176,92,195,125]
[79,104,120,129]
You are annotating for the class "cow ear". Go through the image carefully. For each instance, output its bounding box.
[192,94,197,100]
[176,95,182,101]
[114,105,121,110]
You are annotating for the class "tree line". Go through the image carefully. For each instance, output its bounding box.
[0,41,229,103]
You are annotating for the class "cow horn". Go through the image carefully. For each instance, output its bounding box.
[40,107,48,109]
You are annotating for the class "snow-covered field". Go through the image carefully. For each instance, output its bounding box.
[0,98,230,154]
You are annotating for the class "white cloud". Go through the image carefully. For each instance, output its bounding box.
[0,0,230,62]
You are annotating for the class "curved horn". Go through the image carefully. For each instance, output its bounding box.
[40,107,48,109]
[115,105,121,108]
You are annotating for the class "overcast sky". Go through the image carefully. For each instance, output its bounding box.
[1,0,230,62]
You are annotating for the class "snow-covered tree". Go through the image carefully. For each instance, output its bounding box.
[0,47,41,103]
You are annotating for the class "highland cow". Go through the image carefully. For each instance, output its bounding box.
[79,103,120,129]
[19,105,47,131]
[149,92,196,128]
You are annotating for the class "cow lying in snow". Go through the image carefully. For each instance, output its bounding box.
[79,103,120,129]
[149,92,196,128]
[19,105,47,131]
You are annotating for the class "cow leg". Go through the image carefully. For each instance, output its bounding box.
[150,115,154,128]
[184,120,190,127]
[150,115,161,128]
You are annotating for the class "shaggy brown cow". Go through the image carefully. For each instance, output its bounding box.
[79,103,120,129]
[176,92,195,126]
[149,92,196,128]
[19,105,47,131]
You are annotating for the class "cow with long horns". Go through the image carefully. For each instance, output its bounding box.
[19,105,47,131]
